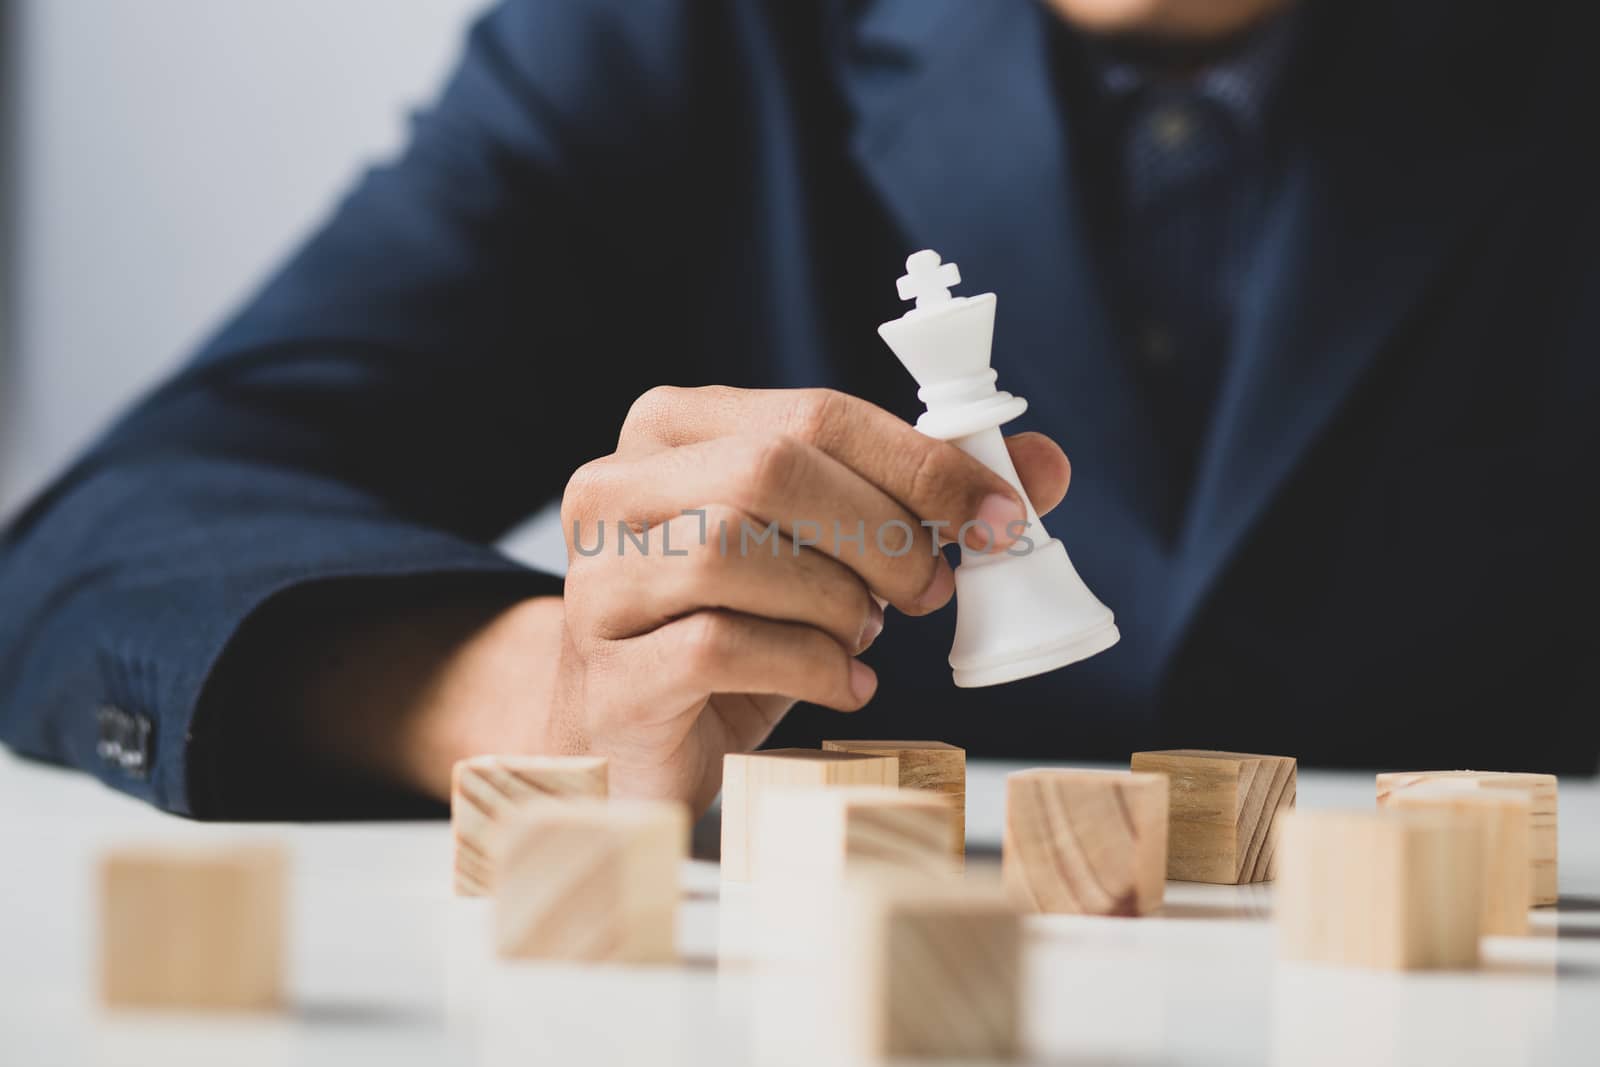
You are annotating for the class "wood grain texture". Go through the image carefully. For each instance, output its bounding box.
[1277,810,1483,971]
[840,876,1021,1061]
[451,755,608,896]
[1131,750,1296,884]
[822,740,966,857]
[753,786,957,884]
[100,843,286,1010]
[720,749,899,881]
[494,798,688,963]
[1002,768,1169,916]
[1376,770,1558,905]
[1387,785,1532,936]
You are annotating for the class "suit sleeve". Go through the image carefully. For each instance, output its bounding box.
[0,0,709,816]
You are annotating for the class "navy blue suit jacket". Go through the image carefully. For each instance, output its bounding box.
[2,0,1597,817]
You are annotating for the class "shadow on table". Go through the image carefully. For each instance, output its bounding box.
[1554,895,1600,913]
[1012,1057,1169,1066]
[693,808,721,863]
[1527,897,1600,941]
[675,953,724,973]
[1158,898,1272,921]
[295,999,442,1028]
[1482,957,1600,979]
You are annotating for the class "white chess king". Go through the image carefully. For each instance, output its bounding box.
[878,249,1120,687]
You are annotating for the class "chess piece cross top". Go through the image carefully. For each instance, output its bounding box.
[896,250,962,308]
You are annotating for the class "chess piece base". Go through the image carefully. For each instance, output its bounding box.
[949,537,1120,688]
[952,619,1121,688]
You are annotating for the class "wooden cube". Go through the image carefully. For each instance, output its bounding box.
[1130,749,1296,884]
[753,786,957,884]
[1376,771,1557,906]
[451,754,608,896]
[720,749,899,881]
[100,843,286,1010]
[1002,768,1169,916]
[494,798,688,963]
[1277,810,1484,970]
[822,740,966,858]
[1386,785,1532,936]
[840,875,1021,1061]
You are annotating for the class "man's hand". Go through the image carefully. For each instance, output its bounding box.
[536,386,1071,813]
[285,387,1071,814]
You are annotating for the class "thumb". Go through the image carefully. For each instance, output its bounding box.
[1004,432,1072,516]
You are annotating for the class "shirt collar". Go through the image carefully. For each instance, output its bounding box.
[1090,11,1300,137]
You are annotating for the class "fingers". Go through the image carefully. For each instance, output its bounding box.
[567,506,882,652]
[632,609,878,715]
[563,435,956,615]
[616,387,1030,549]
[1005,431,1072,516]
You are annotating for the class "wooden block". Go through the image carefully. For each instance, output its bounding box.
[822,740,966,857]
[720,748,899,881]
[1387,785,1532,936]
[840,875,1021,1061]
[1376,770,1558,905]
[494,798,688,963]
[1130,749,1296,884]
[451,754,608,896]
[1277,810,1484,970]
[100,843,286,1010]
[753,786,957,884]
[1001,768,1169,916]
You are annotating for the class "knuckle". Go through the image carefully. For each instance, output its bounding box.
[620,385,682,444]
[562,562,623,642]
[852,585,877,630]
[807,635,854,698]
[676,505,742,584]
[560,459,611,527]
[784,388,849,449]
[897,544,940,599]
[699,502,745,533]
[695,383,744,408]
[678,611,735,674]
[742,433,809,500]
[563,549,599,589]
[679,531,727,587]
[568,575,647,640]
[833,573,874,622]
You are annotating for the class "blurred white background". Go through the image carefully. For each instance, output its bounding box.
[0,0,491,515]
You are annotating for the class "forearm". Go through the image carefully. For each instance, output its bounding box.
[0,449,557,817]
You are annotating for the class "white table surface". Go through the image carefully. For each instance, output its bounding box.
[2,749,1597,1066]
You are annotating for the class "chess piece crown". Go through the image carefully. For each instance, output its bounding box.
[877,250,1119,686]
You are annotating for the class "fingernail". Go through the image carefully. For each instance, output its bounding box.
[972,492,1026,551]
[914,562,955,613]
[857,601,885,652]
[849,659,878,703]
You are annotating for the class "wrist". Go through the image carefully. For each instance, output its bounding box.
[261,584,565,803]
[432,598,569,780]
